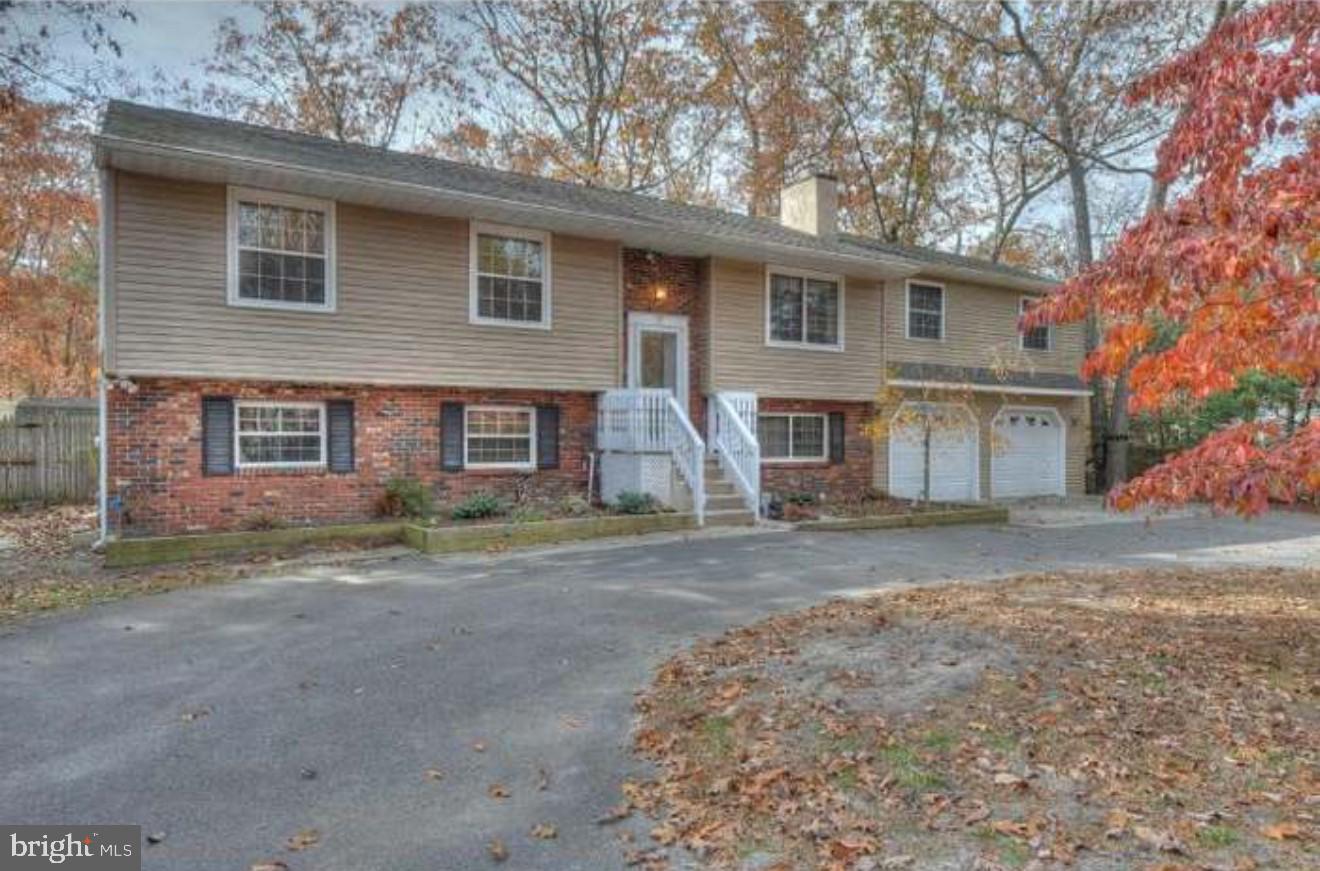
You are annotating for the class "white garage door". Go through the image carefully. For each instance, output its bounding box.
[889,403,979,502]
[991,407,1065,498]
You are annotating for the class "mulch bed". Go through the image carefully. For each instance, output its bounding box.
[624,567,1318,870]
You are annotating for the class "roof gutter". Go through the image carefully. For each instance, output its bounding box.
[94,135,926,280]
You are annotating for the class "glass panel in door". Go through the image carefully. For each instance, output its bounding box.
[639,330,678,395]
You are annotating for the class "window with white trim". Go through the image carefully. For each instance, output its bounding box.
[768,270,841,348]
[758,413,827,461]
[471,224,550,327]
[235,401,326,469]
[229,188,334,311]
[907,282,944,340]
[1020,296,1051,351]
[464,407,535,468]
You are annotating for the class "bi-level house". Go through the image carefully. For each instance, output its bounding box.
[94,102,1090,539]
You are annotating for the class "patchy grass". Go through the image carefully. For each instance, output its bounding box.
[625,567,1319,869]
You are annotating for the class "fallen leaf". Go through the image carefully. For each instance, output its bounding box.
[248,862,289,871]
[472,741,487,753]
[488,783,510,799]
[423,767,444,782]
[536,767,550,791]
[962,800,991,825]
[530,823,558,840]
[487,839,508,862]
[596,804,632,825]
[1261,822,1300,840]
[1134,825,1185,854]
[285,828,319,852]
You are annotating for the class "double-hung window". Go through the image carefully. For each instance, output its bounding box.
[470,223,551,328]
[906,281,944,340]
[235,401,326,469]
[767,269,842,349]
[1019,296,1052,351]
[464,407,536,468]
[228,187,335,311]
[758,413,827,461]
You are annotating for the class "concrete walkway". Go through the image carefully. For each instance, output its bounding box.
[1,509,1316,870]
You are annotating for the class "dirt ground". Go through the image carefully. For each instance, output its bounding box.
[629,567,1318,871]
[0,504,390,622]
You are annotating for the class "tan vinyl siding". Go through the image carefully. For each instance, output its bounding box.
[883,276,1084,375]
[708,257,882,401]
[871,391,1089,498]
[111,172,621,389]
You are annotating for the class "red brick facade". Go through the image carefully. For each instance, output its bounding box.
[757,398,876,504]
[621,249,709,433]
[106,378,596,537]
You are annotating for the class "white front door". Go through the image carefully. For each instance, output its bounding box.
[888,402,980,502]
[991,406,1065,498]
[627,313,689,414]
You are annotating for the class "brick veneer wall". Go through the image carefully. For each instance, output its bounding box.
[106,378,597,537]
[621,248,708,432]
[758,398,875,503]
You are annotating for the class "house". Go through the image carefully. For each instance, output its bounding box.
[93,101,1089,539]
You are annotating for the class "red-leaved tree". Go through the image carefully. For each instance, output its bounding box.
[1028,0,1319,515]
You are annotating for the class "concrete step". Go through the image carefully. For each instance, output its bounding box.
[705,494,748,512]
[704,508,758,527]
[705,480,738,495]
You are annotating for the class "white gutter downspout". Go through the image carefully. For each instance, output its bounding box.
[96,167,111,547]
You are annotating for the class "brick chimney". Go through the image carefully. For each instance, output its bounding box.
[779,172,838,236]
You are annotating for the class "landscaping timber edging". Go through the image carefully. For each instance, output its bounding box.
[793,505,1009,532]
[405,512,697,554]
[103,522,406,568]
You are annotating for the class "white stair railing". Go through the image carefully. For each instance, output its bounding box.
[598,388,671,452]
[666,395,705,525]
[598,388,706,525]
[711,392,760,514]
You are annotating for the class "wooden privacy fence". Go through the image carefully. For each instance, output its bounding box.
[0,404,98,504]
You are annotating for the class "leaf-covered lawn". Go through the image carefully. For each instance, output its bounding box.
[627,568,1318,870]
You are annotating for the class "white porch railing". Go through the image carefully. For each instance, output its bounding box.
[710,391,760,514]
[597,389,705,524]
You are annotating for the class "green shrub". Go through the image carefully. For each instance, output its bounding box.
[241,510,286,531]
[612,490,659,515]
[378,477,434,519]
[783,491,817,506]
[451,491,507,521]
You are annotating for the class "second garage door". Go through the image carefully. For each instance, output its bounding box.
[991,407,1065,498]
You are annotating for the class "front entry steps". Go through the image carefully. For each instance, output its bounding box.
[703,455,758,527]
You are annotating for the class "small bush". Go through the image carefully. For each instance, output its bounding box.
[612,490,660,515]
[378,477,434,519]
[783,491,816,506]
[557,495,594,517]
[451,491,507,521]
[241,510,286,531]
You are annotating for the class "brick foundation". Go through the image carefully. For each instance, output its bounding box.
[757,398,875,504]
[107,378,597,537]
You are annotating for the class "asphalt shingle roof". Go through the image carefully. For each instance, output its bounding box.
[98,101,1052,286]
[891,362,1087,392]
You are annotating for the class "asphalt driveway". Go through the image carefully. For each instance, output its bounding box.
[2,508,1317,870]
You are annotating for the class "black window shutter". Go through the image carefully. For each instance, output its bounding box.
[326,400,355,473]
[536,405,560,469]
[828,412,846,465]
[202,397,235,476]
[441,402,465,471]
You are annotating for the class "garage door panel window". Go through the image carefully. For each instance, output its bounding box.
[759,413,827,461]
